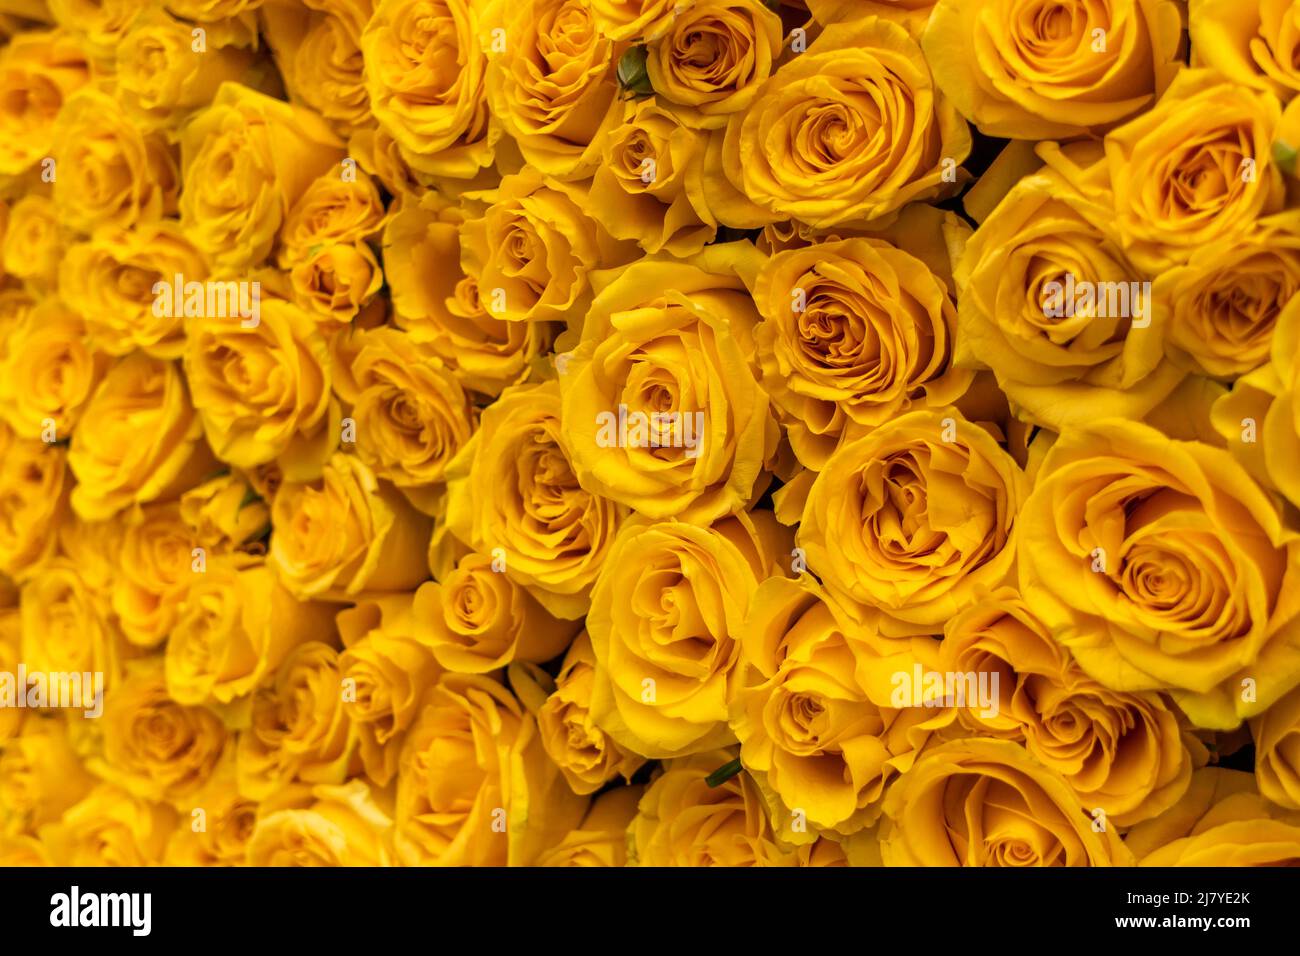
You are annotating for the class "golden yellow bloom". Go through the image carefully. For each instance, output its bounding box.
[1125,767,1300,865]
[941,587,1193,826]
[60,221,209,359]
[588,97,716,255]
[116,9,258,133]
[413,551,578,673]
[246,780,394,866]
[279,168,386,260]
[1019,418,1300,729]
[264,0,373,136]
[461,170,631,323]
[0,298,106,441]
[755,234,972,469]
[955,167,1183,429]
[645,0,782,128]
[881,738,1134,865]
[183,298,339,482]
[68,353,212,522]
[164,761,258,866]
[395,673,586,865]
[2,194,66,290]
[1192,0,1300,99]
[89,659,227,807]
[51,87,179,234]
[361,0,496,179]
[40,783,178,866]
[486,0,622,179]
[270,452,431,599]
[111,503,200,649]
[178,471,270,563]
[584,0,685,41]
[0,30,87,177]
[799,407,1026,632]
[630,749,796,866]
[535,785,642,865]
[734,574,944,840]
[237,641,358,800]
[444,380,626,619]
[179,83,345,270]
[0,715,94,835]
[709,16,970,229]
[337,594,441,786]
[923,0,1184,139]
[1252,683,1300,809]
[535,632,647,794]
[0,421,67,582]
[166,561,334,706]
[560,247,779,522]
[588,511,790,759]
[46,0,137,62]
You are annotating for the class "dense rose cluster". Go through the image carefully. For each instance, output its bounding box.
[3,0,1300,867]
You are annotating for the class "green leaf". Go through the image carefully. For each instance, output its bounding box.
[1273,139,1297,178]
[706,758,744,788]
[617,46,654,99]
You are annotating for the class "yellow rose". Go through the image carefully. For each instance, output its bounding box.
[1251,683,1300,809]
[0,422,68,581]
[385,195,558,395]
[798,408,1026,632]
[412,551,579,673]
[165,0,265,23]
[163,760,258,866]
[246,780,395,866]
[1018,418,1300,729]
[347,123,433,200]
[337,594,441,786]
[2,194,66,290]
[941,587,1193,826]
[584,0,685,41]
[0,31,88,177]
[629,749,796,866]
[1192,0,1300,99]
[955,168,1185,430]
[923,0,1185,139]
[87,659,227,807]
[166,561,335,705]
[0,715,95,835]
[395,672,586,865]
[588,97,716,255]
[709,16,970,229]
[807,0,935,35]
[40,783,177,866]
[334,326,476,510]
[1125,767,1300,865]
[264,0,372,136]
[270,452,432,599]
[50,87,179,234]
[46,0,137,62]
[0,608,23,743]
[485,0,622,179]
[534,785,642,866]
[361,0,496,179]
[111,503,202,649]
[116,9,258,133]
[735,574,944,840]
[0,298,107,441]
[179,83,345,270]
[0,834,50,867]
[444,380,626,619]
[646,0,783,128]
[178,471,271,563]
[588,511,791,759]
[535,632,647,794]
[184,298,340,482]
[1046,70,1286,274]
[560,248,779,522]
[1153,212,1300,379]
[755,233,973,469]
[20,560,122,690]
[237,641,358,800]
[60,221,210,359]
[277,168,387,262]
[68,352,212,521]
[288,242,385,325]
[461,170,631,323]
[880,738,1133,865]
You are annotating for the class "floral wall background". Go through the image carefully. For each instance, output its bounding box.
[1,0,1300,867]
